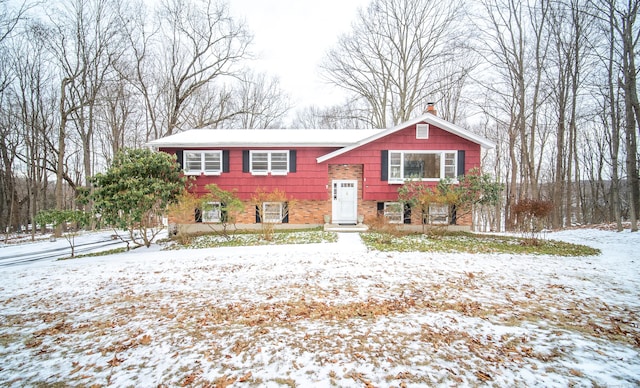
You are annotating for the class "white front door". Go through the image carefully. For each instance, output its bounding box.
[332,180,358,224]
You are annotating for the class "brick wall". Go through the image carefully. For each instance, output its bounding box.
[234,200,330,225]
[328,164,363,181]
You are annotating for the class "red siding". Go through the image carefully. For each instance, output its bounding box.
[161,147,336,200]
[160,123,481,203]
[319,124,482,201]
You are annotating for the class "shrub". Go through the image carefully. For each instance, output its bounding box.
[513,199,554,243]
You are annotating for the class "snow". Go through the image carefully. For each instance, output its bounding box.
[1,228,639,387]
[146,128,382,148]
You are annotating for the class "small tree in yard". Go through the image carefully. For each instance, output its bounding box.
[252,188,294,241]
[513,199,553,244]
[398,169,502,235]
[88,148,187,248]
[35,209,89,258]
[167,190,202,245]
[398,181,450,235]
[167,185,244,244]
[437,169,503,227]
[203,184,244,238]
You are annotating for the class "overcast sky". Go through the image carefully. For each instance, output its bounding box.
[228,0,371,111]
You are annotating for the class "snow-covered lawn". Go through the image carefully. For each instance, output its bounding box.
[1,229,638,387]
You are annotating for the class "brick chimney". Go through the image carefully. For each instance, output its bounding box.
[426,102,437,116]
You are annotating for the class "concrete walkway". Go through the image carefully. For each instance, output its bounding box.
[336,232,368,252]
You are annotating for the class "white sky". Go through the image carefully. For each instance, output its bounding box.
[229,0,371,111]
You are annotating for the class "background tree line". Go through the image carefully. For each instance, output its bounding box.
[1,0,638,236]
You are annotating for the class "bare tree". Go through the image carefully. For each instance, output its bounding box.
[0,0,32,233]
[115,0,160,143]
[231,72,290,129]
[154,0,251,137]
[291,101,372,129]
[9,30,57,239]
[0,99,21,236]
[39,0,124,226]
[96,76,138,165]
[184,71,290,129]
[321,0,469,128]
[185,82,237,128]
[589,0,640,231]
[546,0,594,228]
[474,0,551,230]
[615,1,640,231]
[0,0,31,94]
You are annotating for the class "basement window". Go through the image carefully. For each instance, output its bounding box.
[202,202,222,223]
[383,202,404,224]
[427,204,449,225]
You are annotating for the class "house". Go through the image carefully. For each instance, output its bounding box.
[147,112,494,230]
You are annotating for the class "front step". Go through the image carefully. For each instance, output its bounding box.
[323,223,369,233]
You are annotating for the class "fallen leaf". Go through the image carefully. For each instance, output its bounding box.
[214,375,236,388]
[69,363,82,375]
[475,370,492,381]
[182,373,197,386]
[107,354,124,367]
[238,371,252,382]
[139,334,152,345]
[569,369,583,377]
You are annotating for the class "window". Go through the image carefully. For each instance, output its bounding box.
[384,202,404,224]
[184,150,222,175]
[202,202,222,223]
[416,124,429,139]
[250,151,289,175]
[388,151,457,183]
[195,202,224,223]
[262,202,283,223]
[427,204,449,225]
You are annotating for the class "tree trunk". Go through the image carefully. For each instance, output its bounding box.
[621,2,639,231]
[55,78,70,237]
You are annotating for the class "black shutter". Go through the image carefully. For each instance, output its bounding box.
[457,150,466,177]
[381,150,389,181]
[289,150,297,173]
[255,205,261,223]
[404,204,412,224]
[175,150,184,170]
[194,207,202,223]
[283,202,289,223]
[450,205,457,225]
[243,150,250,173]
[222,150,230,173]
[221,202,228,223]
[377,202,384,217]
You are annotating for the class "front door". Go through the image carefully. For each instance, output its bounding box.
[332,180,358,224]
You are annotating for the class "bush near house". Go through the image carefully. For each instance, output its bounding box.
[398,169,502,235]
[87,148,187,248]
[252,188,295,241]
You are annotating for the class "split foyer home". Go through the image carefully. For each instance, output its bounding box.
[148,111,494,230]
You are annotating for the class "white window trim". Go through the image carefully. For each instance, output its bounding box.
[428,203,449,225]
[183,150,222,176]
[262,202,284,223]
[202,202,222,223]
[250,150,289,176]
[384,202,404,224]
[388,150,458,184]
[416,123,429,139]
